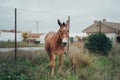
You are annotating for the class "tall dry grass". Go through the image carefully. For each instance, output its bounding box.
[64,44,93,79]
[0,43,120,80]
[0,49,47,59]
[108,43,120,80]
[0,49,50,80]
[65,43,120,80]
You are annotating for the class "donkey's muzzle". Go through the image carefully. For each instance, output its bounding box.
[63,42,67,46]
[62,38,68,46]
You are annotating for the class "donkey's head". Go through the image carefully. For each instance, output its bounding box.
[58,19,69,46]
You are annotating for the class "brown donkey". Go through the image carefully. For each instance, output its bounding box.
[45,19,69,76]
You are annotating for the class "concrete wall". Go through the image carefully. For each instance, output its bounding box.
[0,32,22,42]
[106,33,117,41]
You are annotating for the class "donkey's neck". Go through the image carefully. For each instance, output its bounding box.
[54,31,62,47]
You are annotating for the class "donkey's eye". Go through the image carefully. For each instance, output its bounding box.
[60,30,62,32]
[67,30,69,32]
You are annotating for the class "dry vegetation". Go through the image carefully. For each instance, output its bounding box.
[0,43,120,80]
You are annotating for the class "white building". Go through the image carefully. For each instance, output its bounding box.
[0,32,22,42]
[82,19,120,42]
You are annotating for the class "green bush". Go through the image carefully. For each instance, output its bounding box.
[85,32,112,55]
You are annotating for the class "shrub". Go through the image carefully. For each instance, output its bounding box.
[85,32,112,55]
[82,37,87,42]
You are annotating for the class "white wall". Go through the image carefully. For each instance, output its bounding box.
[86,32,117,42]
[0,32,22,42]
[106,33,117,41]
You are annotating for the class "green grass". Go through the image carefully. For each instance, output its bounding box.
[0,43,120,80]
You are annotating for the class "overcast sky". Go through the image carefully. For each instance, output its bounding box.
[0,0,120,37]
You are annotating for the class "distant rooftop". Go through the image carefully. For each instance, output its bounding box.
[82,19,120,33]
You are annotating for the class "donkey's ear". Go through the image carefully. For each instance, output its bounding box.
[58,19,62,26]
[63,22,65,26]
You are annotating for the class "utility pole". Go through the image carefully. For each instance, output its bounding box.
[99,20,102,54]
[15,8,17,60]
[99,20,101,33]
[36,21,38,33]
[67,16,70,54]
[0,31,1,37]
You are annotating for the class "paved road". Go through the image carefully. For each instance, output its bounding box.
[0,47,44,52]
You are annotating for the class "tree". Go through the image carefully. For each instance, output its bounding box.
[85,32,112,55]
[22,32,28,42]
[75,36,81,41]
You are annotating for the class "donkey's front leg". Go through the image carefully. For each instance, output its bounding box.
[58,55,63,73]
[50,54,56,77]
